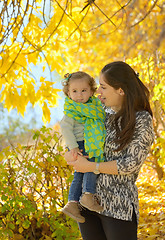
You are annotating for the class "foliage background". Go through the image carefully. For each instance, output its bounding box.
[0,127,81,239]
[0,126,164,239]
[0,0,165,239]
[0,0,165,177]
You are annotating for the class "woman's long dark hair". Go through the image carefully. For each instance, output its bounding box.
[101,61,153,151]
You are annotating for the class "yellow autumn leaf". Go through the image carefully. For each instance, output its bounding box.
[42,102,51,124]
[72,7,82,12]
[19,227,24,234]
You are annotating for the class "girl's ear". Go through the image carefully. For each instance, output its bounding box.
[90,90,94,97]
[118,88,125,96]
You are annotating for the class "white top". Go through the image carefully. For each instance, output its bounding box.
[60,115,84,150]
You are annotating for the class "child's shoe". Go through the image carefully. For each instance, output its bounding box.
[62,201,85,223]
[80,192,103,212]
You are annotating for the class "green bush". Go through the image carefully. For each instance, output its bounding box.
[0,126,81,239]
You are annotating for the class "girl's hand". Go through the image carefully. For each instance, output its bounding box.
[65,147,83,163]
[64,148,82,163]
[70,147,83,160]
[72,147,83,155]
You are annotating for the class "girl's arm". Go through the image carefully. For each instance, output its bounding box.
[60,115,79,149]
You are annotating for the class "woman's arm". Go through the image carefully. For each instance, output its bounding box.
[65,111,154,176]
[116,112,154,175]
[65,151,118,174]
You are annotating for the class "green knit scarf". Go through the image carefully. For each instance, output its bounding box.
[64,96,106,162]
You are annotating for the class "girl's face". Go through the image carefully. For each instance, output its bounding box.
[97,73,124,112]
[68,78,93,103]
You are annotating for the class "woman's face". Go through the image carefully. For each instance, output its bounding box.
[97,73,124,112]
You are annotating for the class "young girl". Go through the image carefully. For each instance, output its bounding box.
[60,71,106,223]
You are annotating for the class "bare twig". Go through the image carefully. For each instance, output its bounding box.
[80,0,95,13]
[131,0,158,28]
[82,0,132,33]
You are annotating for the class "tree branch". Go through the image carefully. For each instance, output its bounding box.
[131,0,158,28]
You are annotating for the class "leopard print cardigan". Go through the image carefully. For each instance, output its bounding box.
[96,110,154,222]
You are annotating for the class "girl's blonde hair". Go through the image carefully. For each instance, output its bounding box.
[62,71,97,97]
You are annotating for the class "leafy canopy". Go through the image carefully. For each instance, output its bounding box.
[0,0,164,122]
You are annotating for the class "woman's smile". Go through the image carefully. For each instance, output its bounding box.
[97,74,124,111]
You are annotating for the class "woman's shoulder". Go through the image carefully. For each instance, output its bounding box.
[135,111,153,134]
[135,110,152,122]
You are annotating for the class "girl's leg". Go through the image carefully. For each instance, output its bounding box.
[63,171,85,223]
[68,171,84,201]
[82,172,97,194]
[78,208,107,240]
[82,157,96,194]
[80,157,103,212]
[68,141,85,202]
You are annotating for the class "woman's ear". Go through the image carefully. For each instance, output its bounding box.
[118,88,125,96]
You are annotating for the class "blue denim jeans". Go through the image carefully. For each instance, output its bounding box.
[68,141,97,202]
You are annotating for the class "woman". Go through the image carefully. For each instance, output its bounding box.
[64,61,154,240]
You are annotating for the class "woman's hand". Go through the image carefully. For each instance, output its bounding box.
[64,148,83,163]
[66,154,92,173]
[65,151,118,175]
[64,151,77,162]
